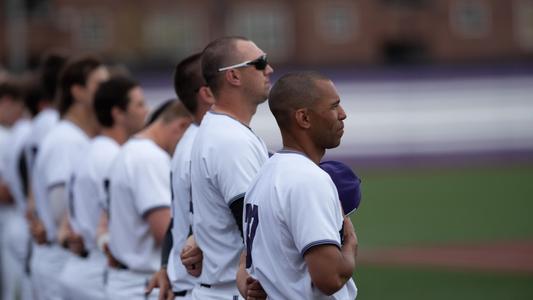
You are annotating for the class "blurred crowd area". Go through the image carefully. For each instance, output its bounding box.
[1,0,533,72]
[2,0,533,162]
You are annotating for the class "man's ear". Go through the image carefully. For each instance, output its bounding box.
[294,108,311,129]
[111,106,125,125]
[71,84,84,104]
[198,86,216,105]
[225,69,241,87]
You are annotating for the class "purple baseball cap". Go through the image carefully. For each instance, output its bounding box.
[319,160,362,216]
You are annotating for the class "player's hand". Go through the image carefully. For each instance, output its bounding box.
[145,268,174,300]
[246,276,267,300]
[66,231,87,256]
[180,236,203,277]
[342,217,358,255]
[29,217,47,245]
[103,243,120,269]
[180,244,203,277]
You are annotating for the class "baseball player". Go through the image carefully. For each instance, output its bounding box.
[190,36,273,300]
[0,79,25,211]
[23,52,68,175]
[146,53,214,299]
[2,118,32,300]
[106,100,192,300]
[24,53,68,254]
[30,56,109,300]
[57,76,148,299]
[0,79,27,299]
[242,72,358,299]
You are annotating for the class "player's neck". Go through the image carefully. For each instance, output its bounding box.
[281,133,325,164]
[64,105,99,138]
[101,126,128,145]
[213,92,257,126]
[137,122,170,154]
[194,105,210,125]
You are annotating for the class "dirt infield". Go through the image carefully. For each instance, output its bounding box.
[358,240,533,273]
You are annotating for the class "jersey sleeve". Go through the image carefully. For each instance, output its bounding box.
[216,137,267,206]
[43,142,75,188]
[133,152,171,216]
[286,172,344,256]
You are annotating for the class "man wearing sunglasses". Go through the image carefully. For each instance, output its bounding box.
[189,36,273,300]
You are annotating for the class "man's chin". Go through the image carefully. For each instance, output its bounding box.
[325,140,342,150]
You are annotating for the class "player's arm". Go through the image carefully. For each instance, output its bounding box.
[48,183,72,246]
[0,179,13,204]
[180,234,202,277]
[145,207,171,245]
[146,219,173,300]
[230,195,245,238]
[303,217,358,295]
[48,183,68,228]
[25,190,48,244]
[237,251,267,299]
[161,217,173,268]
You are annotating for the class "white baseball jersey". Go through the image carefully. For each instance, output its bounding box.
[0,124,10,181]
[191,111,268,285]
[244,151,357,300]
[70,135,120,251]
[24,108,59,172]
[108,137,171,272]
[2,119,32,214]
[32,119,91,242]
[168,124,199,291]
[1,120,33,300]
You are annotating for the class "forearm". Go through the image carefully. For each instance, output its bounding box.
[305,243,358,295]
[161,218,173,268]
[236,251,248,297]
[48,184,68,227]
[338,241,357,281]
[0,182,13,204]
[146,208,171,245]
[96,210,109,239]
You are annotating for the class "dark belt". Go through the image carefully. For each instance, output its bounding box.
[45,238,89,257]
[174,290,187,297]
[107,251,129,270]
[115,260,129,270]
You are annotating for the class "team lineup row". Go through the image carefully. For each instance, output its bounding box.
[0,36,360,300]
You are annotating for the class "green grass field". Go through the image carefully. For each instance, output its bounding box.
[354,266,533,300]
[349,163,533,299]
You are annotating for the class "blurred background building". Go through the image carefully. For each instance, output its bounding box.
[2,1,533,299]
[2,0,533,70]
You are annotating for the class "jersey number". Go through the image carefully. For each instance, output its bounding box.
[244,203,259,268]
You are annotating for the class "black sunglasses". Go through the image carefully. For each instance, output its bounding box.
[218,54,268,72]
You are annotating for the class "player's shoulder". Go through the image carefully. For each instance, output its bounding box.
[33,108,59,126]
[121,137,169,163]
[8,119,32,141]
[271,152,331,187]
[43,120,86,145]
[86,136,121,163]
[200,111,254,139]
[91,135,119,152]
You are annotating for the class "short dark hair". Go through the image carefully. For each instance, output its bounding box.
[93,76,138,128]
[146,99,191,126]
[0,79,23,101]
[201,36,249,96]
[268,71,330,130]
[39,51,68,102]
[23,77,44,117]
[174,52,204,114]
[57,55,103,116]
